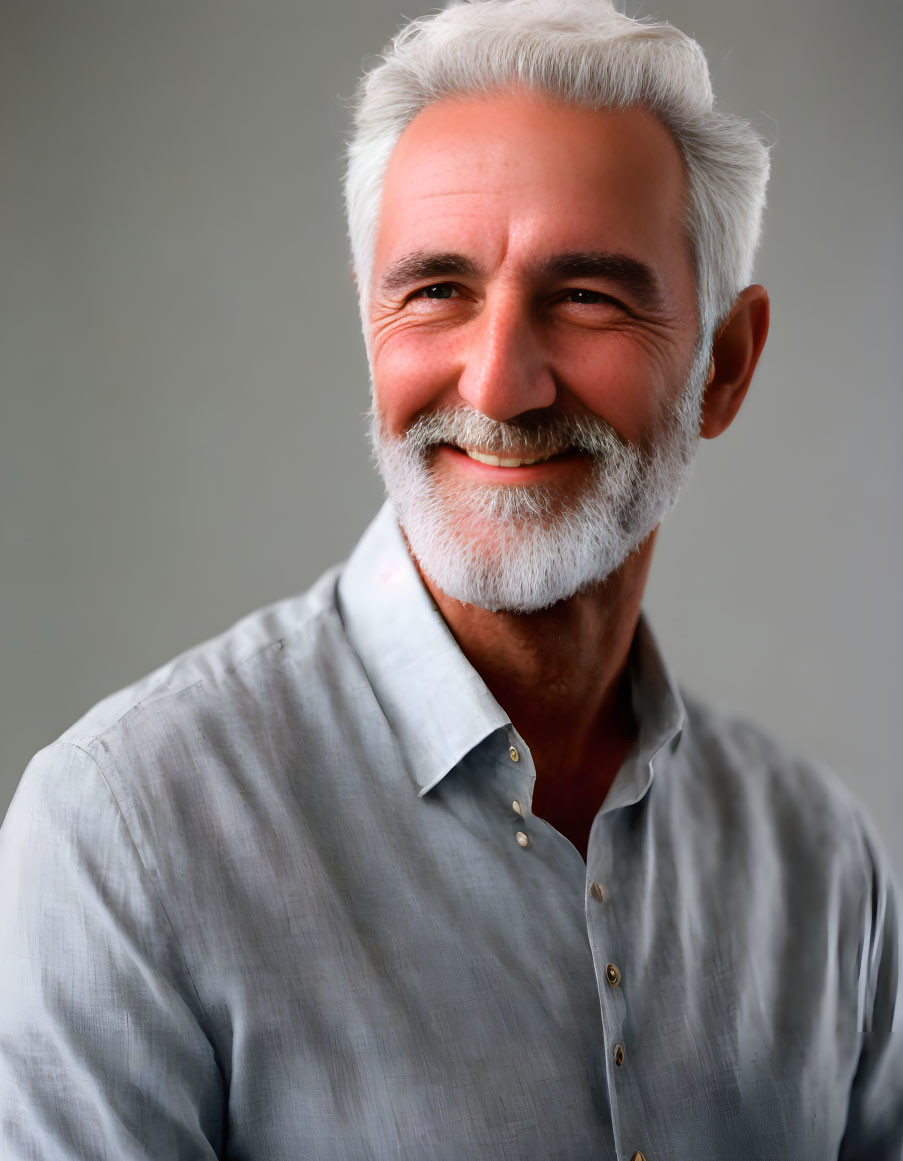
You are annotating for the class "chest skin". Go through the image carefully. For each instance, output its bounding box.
[531,732,634,862]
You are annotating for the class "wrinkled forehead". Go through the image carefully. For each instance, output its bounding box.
[373,91,695,305]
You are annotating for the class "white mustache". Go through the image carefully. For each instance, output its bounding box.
[397,406,625,462]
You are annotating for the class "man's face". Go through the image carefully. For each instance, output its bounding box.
[367,90,705,612]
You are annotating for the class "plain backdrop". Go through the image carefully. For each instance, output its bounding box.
[2,0,901,878]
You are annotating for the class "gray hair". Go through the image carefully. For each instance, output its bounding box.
[344,0,770,339]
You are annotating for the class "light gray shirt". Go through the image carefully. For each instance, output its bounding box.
[1,504,901,1160]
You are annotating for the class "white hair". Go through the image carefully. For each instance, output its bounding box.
[345,0,770,338]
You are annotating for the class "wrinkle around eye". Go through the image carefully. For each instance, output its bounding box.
[402,284,476,315]
[368,303,467,352]
[393,286,478,325]
[551,286,634,314]
[552,292,684,335]
[550,297,633,330]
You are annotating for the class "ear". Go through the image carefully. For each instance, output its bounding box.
[699,284,770,440]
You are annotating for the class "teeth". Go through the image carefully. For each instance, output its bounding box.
[464,449,550,467]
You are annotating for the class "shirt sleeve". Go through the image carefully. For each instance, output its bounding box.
[0,741,225,1159]
[839,823,903,1160]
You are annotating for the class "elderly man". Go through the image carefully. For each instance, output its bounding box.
[1,1,900,1157]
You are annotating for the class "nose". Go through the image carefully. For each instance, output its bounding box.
[456,292,557,421]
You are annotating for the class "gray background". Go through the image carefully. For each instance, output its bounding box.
[2,1,901,878]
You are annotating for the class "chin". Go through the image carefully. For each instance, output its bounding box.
[398,490,635,614]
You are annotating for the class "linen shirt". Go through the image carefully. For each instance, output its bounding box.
[1,503,900,1160]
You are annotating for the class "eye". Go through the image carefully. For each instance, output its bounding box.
[409,283,460,301]
[562,288,618,306]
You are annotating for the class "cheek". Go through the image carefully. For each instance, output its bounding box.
[556,335,685,443]
[370,327,462,434]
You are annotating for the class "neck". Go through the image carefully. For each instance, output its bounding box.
[419,533,657,848]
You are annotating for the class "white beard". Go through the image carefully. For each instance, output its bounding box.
[370,346,708,614]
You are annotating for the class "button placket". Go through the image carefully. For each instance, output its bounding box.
[503,730,535,851]
[585,854,631,1115]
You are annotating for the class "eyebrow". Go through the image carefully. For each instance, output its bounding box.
[536,251,663,312]
[378,251,483,295]
[377,248,664,312]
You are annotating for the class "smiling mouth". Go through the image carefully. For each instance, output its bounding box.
[462,448,554,468]
[434,437,585,472]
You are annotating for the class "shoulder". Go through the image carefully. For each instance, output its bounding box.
[7,565,360,846]
[57,566,344,754]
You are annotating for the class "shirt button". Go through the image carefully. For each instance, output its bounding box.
[614,1044,625,1067]
[605,963,621,988]
[508,745,520,763]
[515,831,530,848]
[512,799,524,817]
[590,882,606,902]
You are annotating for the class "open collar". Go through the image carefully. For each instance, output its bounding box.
[337,502,685,802]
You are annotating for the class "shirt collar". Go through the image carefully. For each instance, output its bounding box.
[600,615,686,813]
[338,503,510,796]
[338,502,685,801]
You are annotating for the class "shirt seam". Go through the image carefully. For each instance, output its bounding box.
[69,597,337,753]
